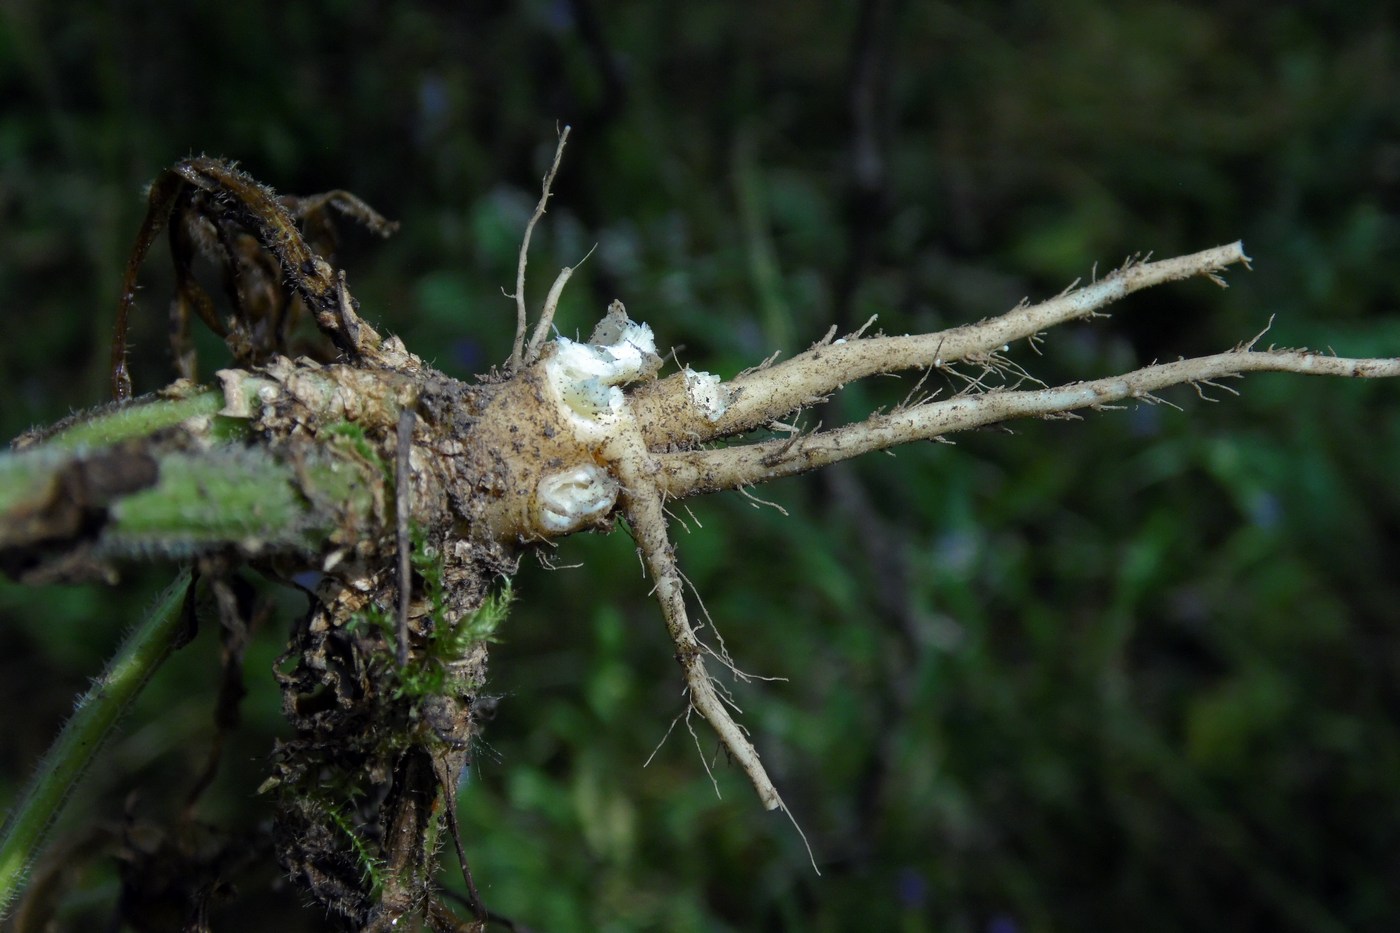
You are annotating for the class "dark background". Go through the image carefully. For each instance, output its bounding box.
[3,2,1400,931]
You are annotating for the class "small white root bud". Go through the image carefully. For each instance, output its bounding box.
[535,464,619,534]
[683,369,731,422]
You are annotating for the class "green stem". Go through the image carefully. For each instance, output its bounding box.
[106,447,373,556]
[0,566,193,917]
[25,388,247,452]
[2,439,384,563]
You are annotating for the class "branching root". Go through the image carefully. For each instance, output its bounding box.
[656,347,1400,498]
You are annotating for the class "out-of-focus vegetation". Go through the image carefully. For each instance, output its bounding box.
[3,2,1400,930]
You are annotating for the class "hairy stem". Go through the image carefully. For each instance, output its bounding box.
[0,567,193,917]
[13,389,242,453]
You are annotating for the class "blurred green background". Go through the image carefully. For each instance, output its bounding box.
[3,2,1400,931]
